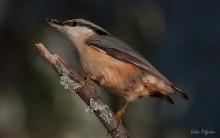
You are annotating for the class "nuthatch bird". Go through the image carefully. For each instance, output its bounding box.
[46,18,189,123]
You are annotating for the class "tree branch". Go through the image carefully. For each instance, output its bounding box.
[35,43,132,138]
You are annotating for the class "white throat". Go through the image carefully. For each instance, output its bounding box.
[64,26,93,40]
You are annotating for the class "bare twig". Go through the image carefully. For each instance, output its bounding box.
[35,43,132,138]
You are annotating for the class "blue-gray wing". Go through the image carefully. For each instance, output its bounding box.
[86,34,171,84]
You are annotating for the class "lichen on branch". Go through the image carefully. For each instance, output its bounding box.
[85,99,112,124]
[35,43,132,138]
[59,64,83,92]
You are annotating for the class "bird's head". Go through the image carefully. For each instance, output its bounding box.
[46,18,109,43]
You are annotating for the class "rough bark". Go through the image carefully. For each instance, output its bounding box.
[35,43,132,138]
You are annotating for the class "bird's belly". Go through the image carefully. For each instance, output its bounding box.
[80,46,146,100]
[79,46,173,102]
[81,47,136,88]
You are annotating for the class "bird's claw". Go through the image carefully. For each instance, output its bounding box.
[75,74,91,93]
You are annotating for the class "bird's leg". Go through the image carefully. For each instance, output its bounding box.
[115,101,129,124]
[75,73,91,93]
[109,101,129,133]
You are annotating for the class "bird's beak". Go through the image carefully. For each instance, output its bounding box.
[46,18,63,31]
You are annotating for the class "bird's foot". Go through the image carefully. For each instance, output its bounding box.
[115,109,123,124]
[75,73,91,93]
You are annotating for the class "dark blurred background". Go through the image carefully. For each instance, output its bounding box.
[0,0,219,138]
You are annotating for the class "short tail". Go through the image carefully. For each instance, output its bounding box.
[148,86,189,104]
[171,85,189,100]
[149,91,174,104]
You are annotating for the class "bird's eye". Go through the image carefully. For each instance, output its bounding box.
[72,21,77,26]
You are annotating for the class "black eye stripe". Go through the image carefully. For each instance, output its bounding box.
[72,21,77,26]
[62,19,110,35]
[63,21,77,26]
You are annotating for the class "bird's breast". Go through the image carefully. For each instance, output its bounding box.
[80,45,140,90]
[77,43,174,102]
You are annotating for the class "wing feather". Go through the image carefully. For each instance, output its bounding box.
[86,35,172,84]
